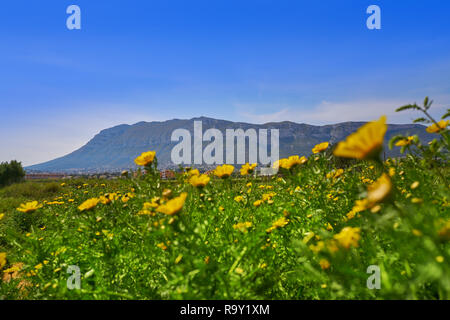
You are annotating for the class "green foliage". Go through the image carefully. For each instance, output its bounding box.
[0,161,25,187]
[0,155,448,300]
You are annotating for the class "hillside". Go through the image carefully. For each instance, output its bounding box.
[26,117,434,173]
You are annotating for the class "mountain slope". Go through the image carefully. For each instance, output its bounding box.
[26,117,434,173]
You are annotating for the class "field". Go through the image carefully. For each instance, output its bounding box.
[0,104,449,300]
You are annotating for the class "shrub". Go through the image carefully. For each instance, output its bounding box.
[0,161,25,187]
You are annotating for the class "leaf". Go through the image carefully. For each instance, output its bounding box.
[442,109,450,119]
[413,117,429,124]
[84,269,95,278]
[395,104,418,112]
[388,135,405,150]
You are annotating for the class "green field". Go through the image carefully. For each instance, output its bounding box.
[1,105,449,300]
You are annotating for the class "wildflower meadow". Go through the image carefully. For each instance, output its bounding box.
[0,100,449,300]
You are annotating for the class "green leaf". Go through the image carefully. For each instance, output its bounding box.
[413,117,429,124]
[442,109,450,119]
[388,135,405,150]
[395,104,418,112]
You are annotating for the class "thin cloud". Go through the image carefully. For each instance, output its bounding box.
[238,97,449,125]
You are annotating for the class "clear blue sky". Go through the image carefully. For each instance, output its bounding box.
[1,0,449,166]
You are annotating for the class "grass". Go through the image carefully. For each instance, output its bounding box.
[0,154,448,300]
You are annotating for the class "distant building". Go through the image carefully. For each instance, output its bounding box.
[160,170,176,179]
[25,173,66,180]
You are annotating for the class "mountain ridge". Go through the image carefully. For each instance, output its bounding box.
[26,117,434,173]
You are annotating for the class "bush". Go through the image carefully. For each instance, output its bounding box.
[0,161,25,187]
[0,181,60,199]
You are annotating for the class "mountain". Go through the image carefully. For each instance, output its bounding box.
[26,117,434,173]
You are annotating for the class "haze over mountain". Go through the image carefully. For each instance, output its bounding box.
[26,117,434,173]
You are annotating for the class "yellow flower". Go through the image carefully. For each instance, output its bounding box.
[326,168,344,179]
[156,242,167,250]
[262,192,276,202]
[273,158,287,169]
[333,116,387,159]
[214,164,234,178]
[388,167,396,177]
[234,195,244,203]
[348,173,392,216]
[3,263,23,278]
[0,252,6,269]
[319,259,330,270]
[99,196,111,205]
[287,155,307,168]
[367,173,392,204]
[187,169,200,177]
[266,217,289,233]
[0,213,4,220]
[438,220,450,241]
[240,163,257,176]
[312,142,329,154]
[326,240,339,253]
[106,193,120,201]
[346,210,356,220]
[354,199,371,213]
[253,200,263,207]
[138,200,158,215]
[234,267,244,274]
[78,198,100,212]
[309,241,325,254]
[17,201,43,213]
[273,156,307,170]
[334,168,344,178]
[233,221,252,233]
[426,120,449,133]
[410,181,419,189]
[395,136,414,147]
[134,150,156,166]
[156,192,188,215]
[333,227,361,249]
[189,174,210,187]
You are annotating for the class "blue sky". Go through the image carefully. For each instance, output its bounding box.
[1,0,449,166]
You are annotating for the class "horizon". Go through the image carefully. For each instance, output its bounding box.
[1,0,449,166]
[24,116,428,168]
[97,115,431,127]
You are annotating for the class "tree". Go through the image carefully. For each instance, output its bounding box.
[0,160,26,187]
